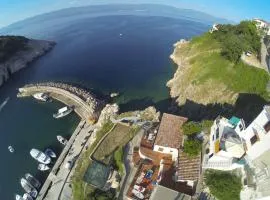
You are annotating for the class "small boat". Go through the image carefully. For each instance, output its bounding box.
[32,93,50,102]
[30,148,51,164]
[25,173,41,189]
[45,148,56,158]
[57,135,68,145]
[15,194,24,200]
[38,163,50,171]
[53,106,73,119]
[20,178,38,198]
[8,145,14,153]
[23,193,33,200]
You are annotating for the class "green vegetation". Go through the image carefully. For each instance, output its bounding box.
[183,120,213,135]
[183,138,202,157]
[93,124,139,165]
[182,121,202,135]
[213,21,261,62]
[72,121,114,200]
[172,24,270,105]
[0,36,29,63]
[205,170,242,200]
[113,147,124,176]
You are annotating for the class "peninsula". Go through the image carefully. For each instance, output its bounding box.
[0,36,55,87]
[167,20,270,106]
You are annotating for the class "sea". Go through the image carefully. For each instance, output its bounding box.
[0,5,209,199]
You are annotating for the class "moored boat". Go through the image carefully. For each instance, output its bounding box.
[20,178,38,198]
[30,148,51,164]
[53,106,73,119]
[57,135,68,145]
[32,93,50,102]
[45,148,56,158]
[38,163,50,171]
[8,145,14,153]
[25,173,41,189]
[23,193,33,200]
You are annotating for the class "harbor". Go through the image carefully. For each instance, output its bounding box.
[16,82,106,200]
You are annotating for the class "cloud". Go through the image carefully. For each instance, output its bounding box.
[69,0,79,5]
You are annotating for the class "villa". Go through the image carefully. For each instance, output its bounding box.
[253,18,270,35]
[203,105,270,200]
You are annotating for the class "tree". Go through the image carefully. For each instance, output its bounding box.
[183,138,202,157]
[182,121,202,136]
[205,170,242,200]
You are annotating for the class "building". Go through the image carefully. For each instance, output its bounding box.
[209,23,220,33]
[253,18,270,35]
[203,115,246,170]
[153,113,188,161]
[149,185,191,200]
[203,106,270,199]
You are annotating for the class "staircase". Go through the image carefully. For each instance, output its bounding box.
[203,156,233,170]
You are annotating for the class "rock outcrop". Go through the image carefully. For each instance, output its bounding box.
[0,38,55,87]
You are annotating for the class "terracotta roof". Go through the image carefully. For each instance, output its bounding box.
[177,150,201,181]
[154,113,188,149]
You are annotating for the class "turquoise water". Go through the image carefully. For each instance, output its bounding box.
[0,7,209,199]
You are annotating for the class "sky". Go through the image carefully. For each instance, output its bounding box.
[0,0,269,28]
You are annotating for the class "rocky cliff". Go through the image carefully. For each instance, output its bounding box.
[0,36,55,87]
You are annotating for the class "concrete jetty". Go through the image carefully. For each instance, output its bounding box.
[16,82,108,199]
[17,82,105,123]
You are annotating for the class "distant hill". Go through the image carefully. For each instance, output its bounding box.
[0,4,231,34]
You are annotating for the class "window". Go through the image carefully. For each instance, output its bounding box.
[239,124,243,131]
[212,134,215,141]
[158,147,164,152]
[216,131,219,139]
[264,121,270,133]
[250,134,258,145]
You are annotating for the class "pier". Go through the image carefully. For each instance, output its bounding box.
[17,82,105,123]
[17,82,106,199]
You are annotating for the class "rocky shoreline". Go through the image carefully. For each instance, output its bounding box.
[0,38,56,87]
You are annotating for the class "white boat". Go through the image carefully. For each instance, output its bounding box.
[45,148,57,158]
[53,106,73,119]
[30,148,51,164]
[15,194,24,200]
[23,193,33,200]
[25,173,41,189]
[0,97,9,112]
[38,163,50,171]
[33,93,49,102]
[57,135,68,145]
[20,178,38,198]
[8,145,15,153]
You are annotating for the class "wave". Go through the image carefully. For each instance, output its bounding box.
[0,97,10,112]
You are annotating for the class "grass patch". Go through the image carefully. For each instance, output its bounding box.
[93,124,140,165]
[113,147,124,176]
[182,32,270,101]
[72,121,114,200]
[205,170,242,200]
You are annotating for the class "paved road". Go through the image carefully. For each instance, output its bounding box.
[118,129,145,200]
[42,124,94,200]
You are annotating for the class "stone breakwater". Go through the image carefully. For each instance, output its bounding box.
[18,82,106,123]
[0,39,56,87]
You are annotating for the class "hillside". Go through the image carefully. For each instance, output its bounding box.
[0,36,55,87]
[167,21,270,106]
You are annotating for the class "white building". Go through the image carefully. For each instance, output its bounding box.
[209,23,219,33]
[204,106,270,199]
[253,18,270,35]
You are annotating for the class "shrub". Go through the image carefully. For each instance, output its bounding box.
[183,138,202,157]
[201,120,214,134]
[205,170,242,200]
[182,121,202,135]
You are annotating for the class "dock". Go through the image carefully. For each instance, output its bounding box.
[17,82,105,123]
[16,82,106,200]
